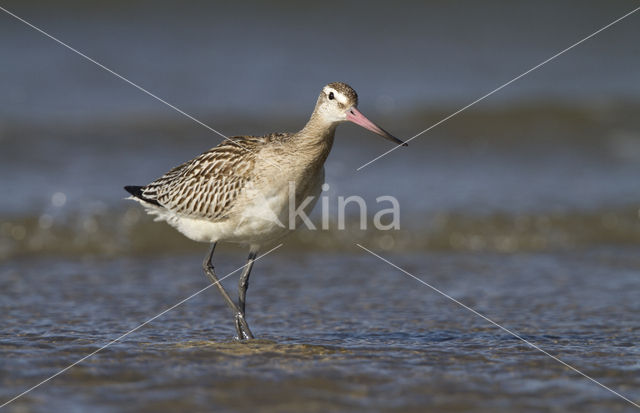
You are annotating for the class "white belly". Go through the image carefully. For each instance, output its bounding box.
[140,167,324,248]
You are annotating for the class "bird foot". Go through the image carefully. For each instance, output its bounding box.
[234,313,254,340]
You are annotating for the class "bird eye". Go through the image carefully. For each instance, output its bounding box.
[328,92,334,100]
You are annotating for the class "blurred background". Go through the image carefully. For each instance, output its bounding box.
[1,1,640,412]
[1,0,639,257]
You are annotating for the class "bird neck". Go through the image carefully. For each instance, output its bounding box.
[295,112,337,164]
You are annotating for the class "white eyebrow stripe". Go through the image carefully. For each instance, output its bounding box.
[324,87,349,105]
[336,94,349,105]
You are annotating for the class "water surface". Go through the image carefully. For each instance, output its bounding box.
[2,249,640,412]
[1,1,640,412]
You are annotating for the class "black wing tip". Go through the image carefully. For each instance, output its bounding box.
[124,185,161,207]
[124,185,143,197]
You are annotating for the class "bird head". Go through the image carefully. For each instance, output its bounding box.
[315,82,407,146]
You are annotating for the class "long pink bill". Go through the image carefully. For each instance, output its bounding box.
[346,107,407,146]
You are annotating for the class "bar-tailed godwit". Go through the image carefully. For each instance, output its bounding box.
[125,82,406,339]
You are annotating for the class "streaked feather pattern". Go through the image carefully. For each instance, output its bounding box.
[139,134,288,221]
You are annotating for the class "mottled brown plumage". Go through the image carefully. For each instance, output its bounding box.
[139,134,290,221]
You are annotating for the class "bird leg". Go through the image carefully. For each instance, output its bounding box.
[235,251,257,340]
[202,243,254,340]
[237,251,257,316]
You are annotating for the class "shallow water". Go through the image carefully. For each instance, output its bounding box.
[1,1,640,411]
[2,248,639,412]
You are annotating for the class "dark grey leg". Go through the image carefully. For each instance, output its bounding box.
[238,251,257,315]
[202,243,254,340]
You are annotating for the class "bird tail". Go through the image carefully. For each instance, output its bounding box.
[124,185,162,207]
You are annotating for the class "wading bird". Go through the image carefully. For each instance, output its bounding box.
[125,82,406,339]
